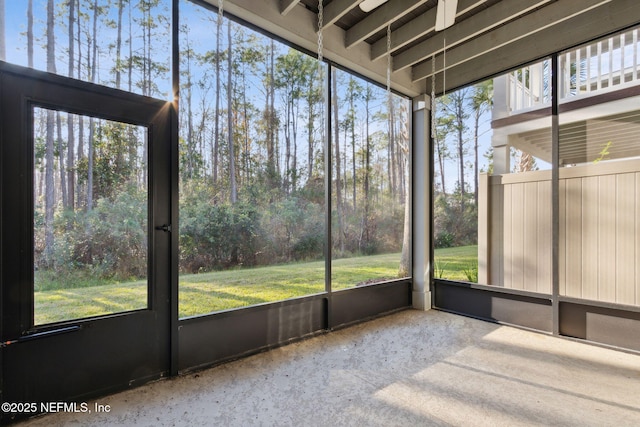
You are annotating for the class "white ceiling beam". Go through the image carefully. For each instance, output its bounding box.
[437,0,640,93]
[322,0,363,28]
[393,0,552,71]
[280,0,300,16]
[345,0,429,49]
[412,0,611,82]
[370,0,486,61]
[214,0,423,96]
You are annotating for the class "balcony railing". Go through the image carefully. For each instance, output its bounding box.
[503,27,640,114]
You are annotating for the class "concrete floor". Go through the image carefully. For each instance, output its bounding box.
[18,310,640,426]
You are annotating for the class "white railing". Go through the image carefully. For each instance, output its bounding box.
[507,62,551,112]
[505,28,640,114]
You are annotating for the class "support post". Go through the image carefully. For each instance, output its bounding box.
[492,132,510,175]
[412,94,431,310]
[478,173,490,284]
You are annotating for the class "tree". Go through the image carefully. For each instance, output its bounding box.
[470,81,492,204]
[227,19,237,204]
[114,0,125,89]
[67,0,76,210]
[345,76,363,210]
[275,49,314,193]
[433,100,453,193]
[87,0,101,211]
[181,24,196,179]
[44,0,57,262]
[441,88,470,208]
[213,11,222,187]
[332,67,344,254]
[305,62,322,181]
[398,102,411,277]
[362,83,373,247]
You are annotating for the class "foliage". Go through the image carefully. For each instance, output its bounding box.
[433,192,477,249]
[462,262,479,283]
[35,183,148,286]
[23,1,411,298]
[179,186,263,273]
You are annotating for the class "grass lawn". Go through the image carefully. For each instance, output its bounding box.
[434,245,479,282]
[34,247,478,325]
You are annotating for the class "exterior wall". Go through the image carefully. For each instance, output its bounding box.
[480,158,640,305]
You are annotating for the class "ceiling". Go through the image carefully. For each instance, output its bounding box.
[211,0,640,97]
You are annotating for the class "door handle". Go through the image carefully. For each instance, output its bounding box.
[1,325,82,347]
[155,224,172,233]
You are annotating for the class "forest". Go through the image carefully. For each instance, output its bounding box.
[0,0,498,310]
[1,0,415,295]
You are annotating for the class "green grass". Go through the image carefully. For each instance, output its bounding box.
[434,245,478,281]
[34,247,478,325]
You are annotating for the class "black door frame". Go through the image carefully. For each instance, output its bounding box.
[0,62,174,423]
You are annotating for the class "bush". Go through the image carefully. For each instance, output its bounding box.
[434,231,454,249]
[35,184,149,287]
[179,198,263,273]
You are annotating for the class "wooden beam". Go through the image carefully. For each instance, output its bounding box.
[424,0,640,94]
[322,0,363,28]
[393,0,551,71]
[216,0,424,96]
[345,0,429,49]
[370,0,486,61]
[412,0,611,82]
[280,0,300,16]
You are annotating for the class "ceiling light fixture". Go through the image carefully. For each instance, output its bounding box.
[359,0,388,13]
[435,0,458,31]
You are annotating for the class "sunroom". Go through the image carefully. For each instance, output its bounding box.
[1,0,639,424]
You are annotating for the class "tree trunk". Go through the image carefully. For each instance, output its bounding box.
[227,20,237,204]
[284,96,291,194]
[128,1,132,92]
[398,104,411,277]
[306,71,316,181]
[292,100,298,192]
[66,0,75,210]
[185,35,194,179]
[474,110,480,205]
[87,0,99,211]
[44,0,56,263]
[388,100,396,198]
[213,11,222,188]
[398,165,411,277]
[268,41,277,190]
[350,84,356,211]
[115,0,124,89]
[332,68,344,254]
[455,95,466,209]
[363,86,371,246]
[57,112,68,208]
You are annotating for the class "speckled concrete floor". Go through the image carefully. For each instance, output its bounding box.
[17,310,640,426]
